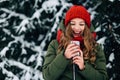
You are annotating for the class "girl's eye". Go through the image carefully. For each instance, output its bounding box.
[79,23,85,26]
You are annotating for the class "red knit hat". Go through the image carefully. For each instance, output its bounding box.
[65,5,91,28]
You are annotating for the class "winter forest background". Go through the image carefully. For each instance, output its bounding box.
[0,0,120,80]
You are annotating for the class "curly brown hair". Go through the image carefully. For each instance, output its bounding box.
[58,23,98,64]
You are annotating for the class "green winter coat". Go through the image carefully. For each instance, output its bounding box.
[42,21,108,80]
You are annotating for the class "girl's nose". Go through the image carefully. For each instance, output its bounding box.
[74,25,81,31]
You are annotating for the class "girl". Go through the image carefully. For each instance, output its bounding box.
[42,5,108,80]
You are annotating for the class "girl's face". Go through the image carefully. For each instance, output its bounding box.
[70,18,85,37]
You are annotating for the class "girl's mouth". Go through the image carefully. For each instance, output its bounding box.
[73,32,81,37]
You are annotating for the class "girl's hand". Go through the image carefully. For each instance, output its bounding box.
[64,43,80,59]
[72,50,85,70]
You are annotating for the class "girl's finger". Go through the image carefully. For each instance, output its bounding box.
[67,43,76,49]
[72,56,81,60]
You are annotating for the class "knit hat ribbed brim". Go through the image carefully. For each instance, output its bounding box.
[65,5,91,28]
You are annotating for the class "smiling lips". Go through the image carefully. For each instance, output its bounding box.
[73,32,81,37]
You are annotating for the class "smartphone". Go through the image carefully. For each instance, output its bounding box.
[71,41,80,56]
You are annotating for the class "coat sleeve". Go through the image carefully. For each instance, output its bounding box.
[42,40,70,80]
[77,44,108,80]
